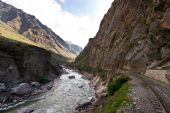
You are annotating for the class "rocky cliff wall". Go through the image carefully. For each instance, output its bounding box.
[76,0,170,74]
[0,37,62,86]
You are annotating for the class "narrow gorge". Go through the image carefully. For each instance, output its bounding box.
[0,0,170,113]
[75,0,170,112]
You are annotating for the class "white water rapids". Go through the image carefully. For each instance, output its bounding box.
[4,68,95,113]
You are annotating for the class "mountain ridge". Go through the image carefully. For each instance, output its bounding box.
[0,0,78,58]
[66,41,83,55]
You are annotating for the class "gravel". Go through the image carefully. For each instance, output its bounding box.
[123,76,157,113]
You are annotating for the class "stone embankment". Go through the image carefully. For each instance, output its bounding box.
[145,70,170,84]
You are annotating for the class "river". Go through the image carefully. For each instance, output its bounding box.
[4,68,95,113]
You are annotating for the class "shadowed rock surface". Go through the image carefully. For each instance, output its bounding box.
[0,36,63,86]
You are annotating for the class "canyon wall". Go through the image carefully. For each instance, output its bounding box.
[0,37,62,86]
[76,0,170,74]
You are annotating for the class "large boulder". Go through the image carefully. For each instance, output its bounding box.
[12,83,32,95]
[68,75,75,79]
[31,82,41,87]
[75,101,92,111]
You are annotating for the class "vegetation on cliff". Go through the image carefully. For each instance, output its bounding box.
[92,82,130,113]
[107,75,129,96]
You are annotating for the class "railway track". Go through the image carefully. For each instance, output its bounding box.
[136,75,170,113]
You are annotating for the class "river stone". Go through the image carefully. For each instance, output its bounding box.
[76,101,92,111]
[78,85,84,88]
[68,75,75,79]
[31,82,41,87]
[12,83,32,95]
[0,83,6,92]
[88,97,95,102]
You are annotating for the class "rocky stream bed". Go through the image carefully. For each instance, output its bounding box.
[0,68,96,113]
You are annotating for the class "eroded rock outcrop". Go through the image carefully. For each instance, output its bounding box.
[76,0,170,74]
[0,37,63,86]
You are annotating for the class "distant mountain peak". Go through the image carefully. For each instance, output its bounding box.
[66,41,83,55]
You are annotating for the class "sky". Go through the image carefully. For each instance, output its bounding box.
[2,0,113,48]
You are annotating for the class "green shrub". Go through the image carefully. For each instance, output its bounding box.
[92,82,130,113]
[107,75,129,96]
[107,81,120,96]
[116,75,129,85]
[38,75,49,84]
[104,82,129,113]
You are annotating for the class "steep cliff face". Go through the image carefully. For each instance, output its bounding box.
[76,0,170,73]
[0,0,76,59]
[0,36,62,86]
[0,20,63,86]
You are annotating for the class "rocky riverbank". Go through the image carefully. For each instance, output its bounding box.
[74,71,107,113]
[0,34,64,112]
[0,80,56,111]
[0,68,95,113]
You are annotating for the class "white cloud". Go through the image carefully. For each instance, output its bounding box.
[58,0,65,3]
[2,0,113,47]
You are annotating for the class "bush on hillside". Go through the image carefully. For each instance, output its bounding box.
[107,75,129,96]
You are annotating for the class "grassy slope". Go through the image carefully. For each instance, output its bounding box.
[0,21,44,47]
[0,21,75,61]
[92,82,130,113]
